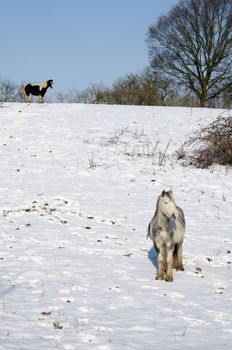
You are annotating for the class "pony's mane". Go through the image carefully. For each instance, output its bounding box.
[39,81,48,91]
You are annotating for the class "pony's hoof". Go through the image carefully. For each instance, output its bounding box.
[165,275,173,282]
[156,273,164,280]
[176,265,184,271]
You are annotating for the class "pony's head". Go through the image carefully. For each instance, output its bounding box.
[47,79,53,88]
[157,190,176,218]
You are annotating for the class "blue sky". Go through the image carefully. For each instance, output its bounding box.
[0,0,178,92]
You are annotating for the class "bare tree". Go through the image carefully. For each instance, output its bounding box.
[141,67,175,105]
[110,71,164,105]
[0,78,18,102]
[147,0,232,107]
[55,84,107,104]
[55,72,174,106]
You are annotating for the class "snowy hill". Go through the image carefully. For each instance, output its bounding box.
[0,103,231,350]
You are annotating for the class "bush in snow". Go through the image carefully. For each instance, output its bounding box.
[178,113,232,168]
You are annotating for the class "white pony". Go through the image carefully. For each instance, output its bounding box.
[147,190,185,282]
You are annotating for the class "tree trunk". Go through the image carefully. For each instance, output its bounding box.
[199,97,206,107]
[199,87,207,107]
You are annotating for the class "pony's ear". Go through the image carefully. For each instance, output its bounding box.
[161,190,166,197]
[167,190,175,202]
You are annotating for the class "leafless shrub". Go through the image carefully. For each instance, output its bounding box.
[88,151,98,169]
[158,138,172,166]
[126,141,160,159]
[176,146,187,161]
[100,126,172,165]
[179,113,232,168]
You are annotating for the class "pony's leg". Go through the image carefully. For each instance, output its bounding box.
[40,95,45,103]
[165,242,174,282]
[176,243,184,271]
[173,244,178,269]
[24,94,29,103]
[154,243,165,280]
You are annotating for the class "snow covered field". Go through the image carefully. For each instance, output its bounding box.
[0,103,231,350]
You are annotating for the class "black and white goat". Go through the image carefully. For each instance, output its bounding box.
[24,79,53,103]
